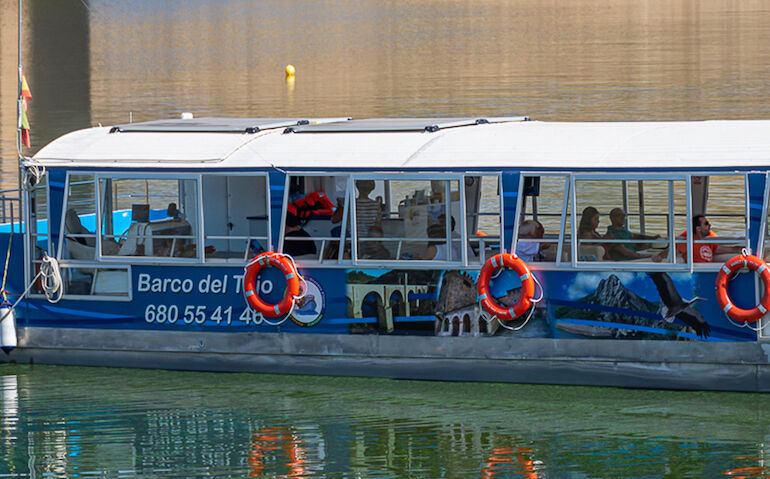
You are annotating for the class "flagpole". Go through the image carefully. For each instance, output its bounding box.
[17,0,27,289]
[16,0,22,160]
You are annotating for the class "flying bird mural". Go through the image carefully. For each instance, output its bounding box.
[647,272,710,339]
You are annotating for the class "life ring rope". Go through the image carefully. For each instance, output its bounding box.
[715,249,769,330]
[243,252,305,324]
[476,253,543,331]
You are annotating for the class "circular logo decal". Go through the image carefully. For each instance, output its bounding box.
[290,276,325,327]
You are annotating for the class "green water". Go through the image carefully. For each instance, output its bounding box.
[0,364,767,478]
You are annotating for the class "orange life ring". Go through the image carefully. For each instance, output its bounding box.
[715,253,770,323]
[244,252,301,317]
[477,254,535,321]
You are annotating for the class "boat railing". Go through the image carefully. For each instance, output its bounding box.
[283,233,500,264]
[203,234,269,261]
[0,188,21,228]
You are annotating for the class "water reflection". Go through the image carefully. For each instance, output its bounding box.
[0,365,767,477]
[1,375,18,437]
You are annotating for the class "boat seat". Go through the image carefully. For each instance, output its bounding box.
[118,222,151,256]
[578,244,605,261]
[64,209,120,258]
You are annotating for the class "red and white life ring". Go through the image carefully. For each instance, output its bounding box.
[243,252,301,317]
[715,253,770,323]
[477,253,535,321]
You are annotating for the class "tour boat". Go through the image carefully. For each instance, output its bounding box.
[1,115,769,391]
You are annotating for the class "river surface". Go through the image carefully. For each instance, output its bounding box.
[1,364,769,478]
[1,0,770,477]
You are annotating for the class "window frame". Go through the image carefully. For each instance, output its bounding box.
[512,172,572,270]
[755,172,770,339]
[688,172,750,272]
[96,172,202,264]
[25,170,51,299]
[57,172,202,265]
[200,172,272,264]
[570,172,691,271]
[515,171,750,272]
[278,172,353,266]
[277,171,504,268]
[348,172,493,267]
[51,171,132,300]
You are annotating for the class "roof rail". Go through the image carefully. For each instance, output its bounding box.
[109,118,336,134]
[284,116,530,134]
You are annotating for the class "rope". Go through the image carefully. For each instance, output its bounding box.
[39,253,62,303]
[0,269,43,323]
[22,164,45,191]
[0,249,64,325]
[721,248,765,332]
[245,252,306,326]
[486,269,545,332]
[724,312,764,332]
[1,227,12,303]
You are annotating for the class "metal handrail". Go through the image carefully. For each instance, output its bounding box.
[0,188,21,226]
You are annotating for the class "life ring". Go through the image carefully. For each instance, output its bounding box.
[477,254,535,321]
[243,252,301,317]
[715,253,770,323]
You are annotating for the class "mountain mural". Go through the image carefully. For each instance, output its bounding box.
[556,274,685,338]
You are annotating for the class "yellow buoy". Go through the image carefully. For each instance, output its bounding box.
[285,64,296,77]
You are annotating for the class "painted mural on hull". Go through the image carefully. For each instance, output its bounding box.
[343,268,757,342]
[13,259,757,342]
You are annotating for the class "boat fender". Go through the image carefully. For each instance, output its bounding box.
[243,252,302,318]
[477,253,536,321]
[0,301,17,349]
[715,252,770,323]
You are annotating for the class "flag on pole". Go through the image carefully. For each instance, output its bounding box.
[20,71,32,148]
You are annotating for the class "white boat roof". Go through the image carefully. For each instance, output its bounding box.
[32,117,770,170]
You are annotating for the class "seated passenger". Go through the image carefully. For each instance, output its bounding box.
[605,208,660,260]
[355,180,382,238]
[423,218,475,261]
[516,219,549,262]
[360,225,391,259]
[577,206,607,260]
[654,215,741,263]
[283,212,317,257]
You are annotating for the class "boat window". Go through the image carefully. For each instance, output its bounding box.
[515,175,570,264]
[60,266,130,299]
[694,175,747,264]
[202,175,269,262]
[573,178,686,264]
[279,174,350,263]
[465,175,502,264]
[62,174,98,261]
[97,177,200,260]
[355,178,466,262]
